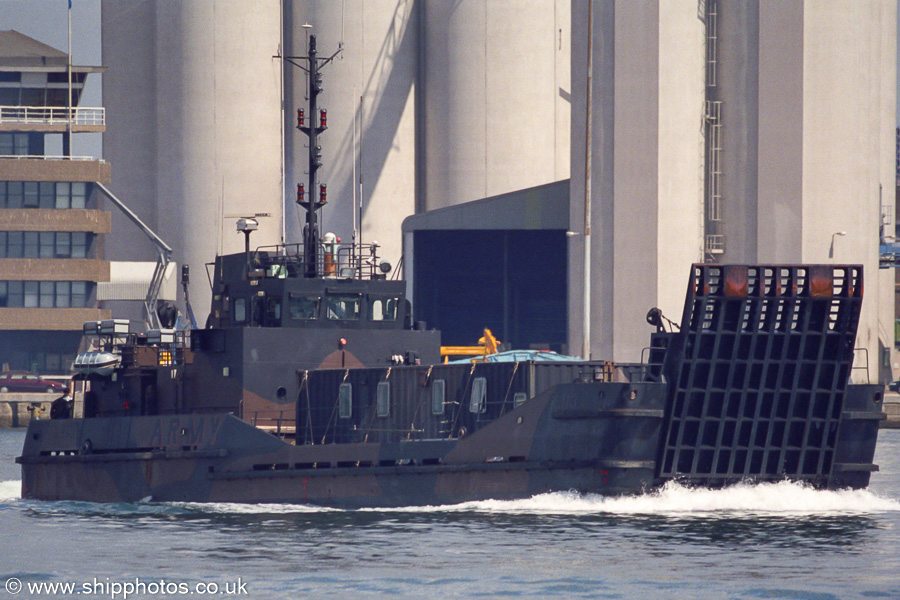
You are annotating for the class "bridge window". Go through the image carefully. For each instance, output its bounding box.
[326,295,360,320]
[233,297,247,323]
[376,381,391,417]
[432,379,446,415]
[265,297,281,325]
[369,297,399,321]
[470,377,487,414]
[514,392,527,408]
[339,383,352,418]
[289,294,319,320]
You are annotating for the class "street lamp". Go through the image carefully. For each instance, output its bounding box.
[829,231,847,259]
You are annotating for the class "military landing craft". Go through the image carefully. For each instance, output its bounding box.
[17,35,884,507]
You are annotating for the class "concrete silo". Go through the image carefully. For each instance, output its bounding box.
[712,0,896,381]
[286,0,418,269]
[568,0,896,379]
[421,0,571,211]
[569,0,706,362]
[102,0,283,322]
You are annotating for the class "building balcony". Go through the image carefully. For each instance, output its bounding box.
[0,307,112,331]
[0,209,110,234]
[0,157,110,184]
[0,105,105,133]
[0,257,110,283]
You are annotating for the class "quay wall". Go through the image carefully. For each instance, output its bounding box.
[0,394,82,428]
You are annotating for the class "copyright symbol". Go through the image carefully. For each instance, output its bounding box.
[5,577,22,595]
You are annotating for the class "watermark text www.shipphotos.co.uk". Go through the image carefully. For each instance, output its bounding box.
[5,576,249,599]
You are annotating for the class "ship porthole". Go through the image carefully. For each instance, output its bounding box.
[276,387,287,400]
[81,439,93,455]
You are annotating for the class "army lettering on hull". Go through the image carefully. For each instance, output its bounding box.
[147,416,225,450]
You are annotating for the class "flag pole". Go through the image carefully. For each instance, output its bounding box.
[66,0,73,157]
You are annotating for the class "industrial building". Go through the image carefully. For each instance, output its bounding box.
[0,30,110,373]
[93,1,896,381]
[568,1,895,382]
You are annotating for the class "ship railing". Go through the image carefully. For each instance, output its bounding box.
[574,361,618,383]
[250,409,294,436]
[852,347,871,384]
[252,242,385,280]
[618,361,665,384]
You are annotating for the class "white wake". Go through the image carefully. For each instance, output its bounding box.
[6,479,898,517]
[0,480,20,501]
[172,480,900,516]
[396,481,900,516]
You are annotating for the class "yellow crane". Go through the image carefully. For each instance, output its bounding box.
[440,328,500,363]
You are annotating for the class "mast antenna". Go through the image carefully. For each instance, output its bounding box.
[275,28,342,277]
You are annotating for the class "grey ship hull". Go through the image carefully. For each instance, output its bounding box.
[20,381,667,506]
[17,264,886,507]
[18,379,883,507]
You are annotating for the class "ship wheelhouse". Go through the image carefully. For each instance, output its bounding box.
[206,243,415,332]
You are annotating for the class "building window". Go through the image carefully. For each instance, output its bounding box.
[23,182,38,207]
[339,383,353,419]
[23,231,38,257]
[56,281,71,307]
[470,377,487,414]
[20,88,44,106]
[7,182,23,208]
[71,281,87,306]
[0,181,92,209]
[0,133,28,156]
[40,182,54,208]
[55,182,87,209]
[72,232,88,257]
[376,381,391,417]
[39,281,54,307]
[0,281,91,308]
[55,232,71,257]
[54,182,70,208]
[7,232,21,256]
[71,182,87,209]
[0,231,92,258]
[39,232,54,258]
[432,379,446,415]
[23,281,38,307]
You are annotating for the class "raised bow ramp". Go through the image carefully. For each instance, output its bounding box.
[656,264,882,489]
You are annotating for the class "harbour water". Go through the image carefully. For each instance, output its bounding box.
[2,428,900,600]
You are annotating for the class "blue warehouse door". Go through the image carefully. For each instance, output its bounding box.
[412,229,567,352]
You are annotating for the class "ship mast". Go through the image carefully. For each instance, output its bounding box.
[287,32,341,278]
